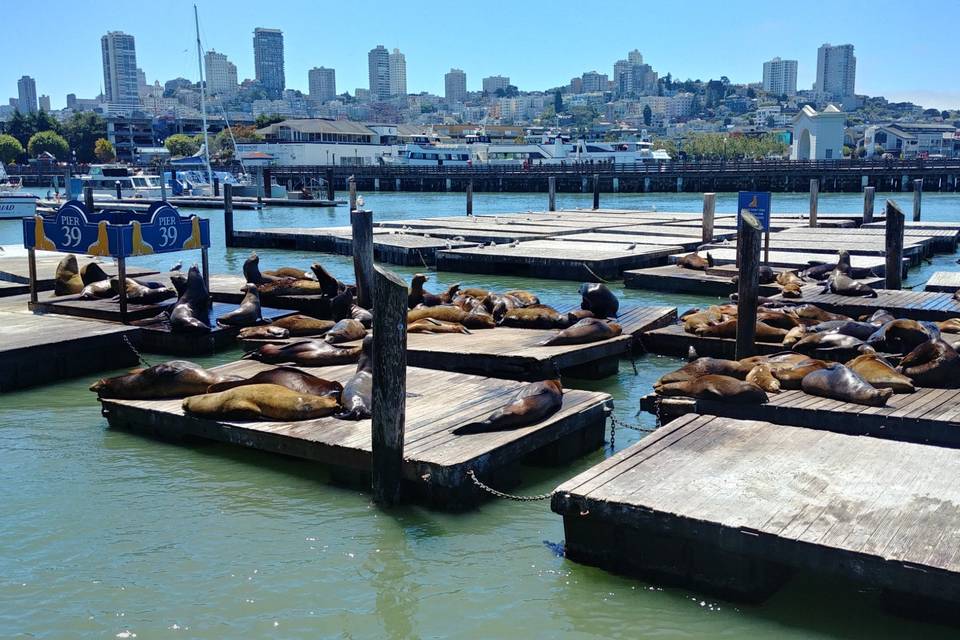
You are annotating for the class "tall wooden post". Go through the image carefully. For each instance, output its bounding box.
[862,186,875,224]
[592,173,600,209]
[27,248,37,305]
[808,178,818,227]
[885,200,905,290]
[548,176,557,211]
[83,186,94,211]
[913,178,923,221]
[223,183,235,248]
[351,208,374,309]
[701,192,716,245]
[262,168,272,199]
[213,175,220,197]
[256,167,263,205]
[325,168,335,201]
[348,176,357,212]
[160,175,167,201]
[115,180,122,200]
[372,265,407,507]
[466,180,473,216]
[117,255,128,323]
[201,246,210,293]
[63,168,72,200]
[735,212,762,359]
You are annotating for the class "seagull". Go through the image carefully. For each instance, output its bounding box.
[625,243,637,251]
[508,240,519,248]
[453,236,465,242]
[356,195,365,209]
[488,241,496,247]
[423,233,431,238]
[170,260,182,271]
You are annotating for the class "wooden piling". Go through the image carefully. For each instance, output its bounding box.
[223,183,235,248]
[371,264,408,506]
[262,168,272,199]
[27,248,37,304]
[213,175,220,197]
[115,180,122,200]
[63,168,72,200]
[117,255,128,323]
[735,212,762,359]
[348,176,357,212]
[913,179,923,221]
[701,192,716,245]
[83,186,94,211]
[592,174,600,209]
[160,175,167,202]
[548,176,557,211]
[808,179,818,227]
[466,180,473,216]
[325,168,335,201]
[351,208,374,309]
[886,200,905,290]
[863,186,875,224]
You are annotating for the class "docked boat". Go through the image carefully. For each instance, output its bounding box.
[69,165,165,200]
[0,165,38,219]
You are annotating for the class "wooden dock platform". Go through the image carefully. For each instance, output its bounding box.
[553,413,960,608]
[771,289,960,322]
[623,264,813,297]
[0,250,158,290]
[666,247,901,277]
[640,322,789,359]
[924,272,960,293]
[102,360,611,509]
[137,303,296,355]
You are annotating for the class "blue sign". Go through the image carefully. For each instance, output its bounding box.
[738,191,771,231]
[23,200,210,257]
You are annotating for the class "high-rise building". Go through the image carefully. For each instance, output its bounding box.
[136,68,147,88]
[580,71,608,93]
[389,48,406,97]
[627,49,643,65]
[39,95,50,112]
[66,93,76,109]
[101,31,140,106]
[253,28,285,99]
[569,77,583,94]
[205,50,238,97]
[814,43,856,100]
[762,57,798,96]
[17,76,37,113]
[368,45,390,101]
[308,67,337,103]
[482,75,510,94]
[444,68,467,103]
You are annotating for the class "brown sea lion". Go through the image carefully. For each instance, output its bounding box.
[794,304,849,323]
[54,254,83,295]
[676,252,714,271]
[80,278,117,299]
[488,294,524,322]
[801,364,893,407]
[682,307,726,333]
[216,283,263,327]
[746,363,781,393]
[579,282,619,318]
[310,263,345,297]
[782,325,807,347]
[243,340,362,367]
[541,318,622,346]
[499,306,567,329]
[656,375,768,404]
[565,309,596,323]
[694,319,788,342]
[772,358,831,389]
[439,283,461,303]
[823,271,878,298]
[324,318,367,344]
[120,278,177,304]
[846,353,916,393]
[453,379,563,435]
[756,311,800,330]
[898,340,960,388]
[781,282,803,298]
[170,272,188,297]
[169,265,211,333]
[270,314,335,337]
[408,273,443,308]
[242,252,278,285]
[865,309,896,326]
[263,267,312,280]
[90,360,236,399]
[258,277,323,296]
[408,305,496,329]
[237,325,290,340]
[656,357,755,386]
[80,262,110,286]
[335,336,374,420]
[865,319,937,354]
[183,383,340,421]
[350,305,373,328]
[504,290,540,306]
[408,318,471,334]
[207,366,343,400]
[776,270,805,287]
[792,332,866,359]
[460,287,492,299]
[938,319,960,334]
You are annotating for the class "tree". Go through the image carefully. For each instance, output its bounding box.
[27,131,69,159]
[765,115,776,128]
[746,87,756,99]
[0,134,24,164]
[94,138,115,162]
[554,90,563,114]
[164,133,200,157]
[941,110,951,120]
[63,112,107,163]
[652,138,677,157]
[254,113,285,128]
[5,111,33,146]
[642,104,652,126]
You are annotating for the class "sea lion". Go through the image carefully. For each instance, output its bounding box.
[938,319,960,334]
[207,366,343,400]
[499,306,567,329]
[541,318,622,346]
[757,266,777,285]
[408,318,472,334]
[54,254,83,295]
[170,272,188,297]
[257,277,323,296]
[270,314,335,337]
[801,364,893,407]
[80,262,110,286]
[244,339,362,367]
[488,294,525,322]
[242,252,277,285]
[217,283,263,327]
[439,283,461,303]
[408,305,496,329]
[781,282,803,298]
[776,270,805,288]
[799,261,837,281]
[331,289,354,321]
[169,265,211,333]
[866,319,937,354]
[80,278,116,299]
[823,271,878,298]
[809,320,878,341]
[846,353,916,393]
[898,340,960,387]
[782,325,807,347]
[772,358,831,389]
[676,252,714,271]
[120,278,177,305]
[746,363,781,393]
[408,273,443,308]
[792,332,866,359]
[794,304,849,323]
[656,357,754,387]
[756,311,800,330]
[453,379,563,435]
[263,267,312,280]
[350,305,373,328]
[90,360,236,399]
[324,318,367,344]
[504,290,540,306]
[460,287,492,299]
[310,263,345,297]
[237,325,290,340]
[335,336,374,420]
[183,383,340,421]
[579,282,619,318]
[656,375,768,404]
[865,309,896,326]
[694,319,788,342]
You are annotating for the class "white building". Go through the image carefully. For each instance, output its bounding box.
[445,68,467,103]
[791,104,845,160]
[17,76,37,113]
[389,49,406,97]
[205,50,238,97]
[814,44,855,103]
[367,45,390,101]
[308,67,337,103]
[862,123,959,159]
[668,93,695,119]
[101,31,140,107]
[762,57,797,96]
[755,105,791,128]
[581,71,609,93]
[482,75,510,94]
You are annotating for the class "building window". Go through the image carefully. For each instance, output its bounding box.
[825,149,833,159]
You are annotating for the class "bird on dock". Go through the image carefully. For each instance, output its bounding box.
[625,243,637,251]
[170,260,182,272]
[453,236,465,242]
[356,195,365,209]
[488,241,496,247]
[507,240,519,248]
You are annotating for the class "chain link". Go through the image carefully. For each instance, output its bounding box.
[122,334,151,368]
[467,470,553,502]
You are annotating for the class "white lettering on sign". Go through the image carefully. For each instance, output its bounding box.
[61,225,82,247]
[158,225,178,247]
[61,215,81,225]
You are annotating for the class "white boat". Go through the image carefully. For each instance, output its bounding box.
[385,143,473,167]
[70,165,165,200]
[0,165,37,219]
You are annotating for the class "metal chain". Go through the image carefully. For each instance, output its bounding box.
[467,470,553,502]
[122,334,151,368]
[581,263,611,284]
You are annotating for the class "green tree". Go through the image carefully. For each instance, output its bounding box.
[554,90,563,114]
[27,130,69,159]
[0,133,24,164]
[5,111,33,146]
[642,104,652,126]
[29,110,61,136]
[63,112,107,163]
[164,133,200,157]
[254,113,285,128]
[94,138,115,162]
[652,138,677,157]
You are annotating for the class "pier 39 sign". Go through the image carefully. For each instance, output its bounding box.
[23,200,210,258]
[737,191,771,231]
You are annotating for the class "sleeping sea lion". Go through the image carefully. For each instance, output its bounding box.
[207,366,343,400]
[257,277,323,296]
[781,282,803,298]
[408,273,443,308]
[776,270,805,288]
[408,318,471,334]
[656,375,768,404]
[676,252,714,271]
[243,340,362,367]
[310,263,345,297]
[756,311,800,330]
[460,287,492,299]
[541,318,622,346]
[350,305,373,328]
[772,358,831,389]
[782,325,806,347]
[217,283,263,327]
[865,309,896,326]
[237,325,290,340]
[809,320,878,341]
[845,353,916,393]
[579,282,619,318]
[799,261,837,281]
[823,271,878,298]
[746,363,781,393]
[90,360,237,399]
[937,318,960,334]
[335,336,374,420]
[794,304,849,323]
[866,319,937,354]
[80,262,111,286]
[656,357,754,387]
[408,305,496,329]
[182,383,340,421]
[694,319,788,342]
[499,306,567,329]
[792,332,866,360]
[898,340,960,388]
[263,267,312,280]
[270,314,335,337]
[80,278,117,299]
[54,254,83,295]
[453,379,563,435]
[324,319,367,344]
[504,290,540,306]
[488,294,525,322]
[169,265,211,333]
[120,278,177,305]
[801,364,893,407]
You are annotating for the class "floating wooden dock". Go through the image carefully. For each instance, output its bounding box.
[624,264,798,297]
[208,274,333,317]
[553,413,960,608]
[137,303,296,355]
[102,360,611,509]
[924,272,960,293]
[667,247,902,277]
[771,289,960,322]
[640,323,789,359]
[0,250,158,291]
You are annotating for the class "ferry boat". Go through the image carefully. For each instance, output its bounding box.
[386,143,473,167]
[0,165,38,219]
[69,165,165,200]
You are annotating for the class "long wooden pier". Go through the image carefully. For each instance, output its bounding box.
[553,413,960,607]
[770,290,960,322]
[102,359,611,509]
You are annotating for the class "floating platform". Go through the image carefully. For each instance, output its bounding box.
[101,360,611,510]
[0,250,158,291]
[137,303,296,355]
[702,238,924,264]
[553,413,960,608]
[639,323,789,359]
[772,289,960,322]
[623,265,792,297]
[208,274,333,318]
[667,248,902,277]
[924,272,960,293]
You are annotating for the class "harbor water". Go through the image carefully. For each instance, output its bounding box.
[2,191,960,638]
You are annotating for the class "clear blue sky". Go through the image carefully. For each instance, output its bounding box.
[5,0,958,110]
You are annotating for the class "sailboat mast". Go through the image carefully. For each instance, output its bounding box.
[194,4,213,188]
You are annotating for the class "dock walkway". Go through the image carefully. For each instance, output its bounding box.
[924,272,960,293]
[772,289,960,322]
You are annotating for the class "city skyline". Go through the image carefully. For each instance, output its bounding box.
[1,0,957,111]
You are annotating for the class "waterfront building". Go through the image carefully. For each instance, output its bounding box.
[791,104,845,160]
[17,76,37,113]
[389,48,407,97]
[814,43,855,103]
[253,28,285,99]
[762,57,798,96]
[309,67,337,103]
[445,68,467,103]
[755,104,791,127]
[862,122,959,159]
[205,50,238,97]
[668,93,695,119]
[101,31,140,107]
[482,75,510,95]
[368,45,391,101]
[38,95,50,112]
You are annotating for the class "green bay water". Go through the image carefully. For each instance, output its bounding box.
[2,191,960,638]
